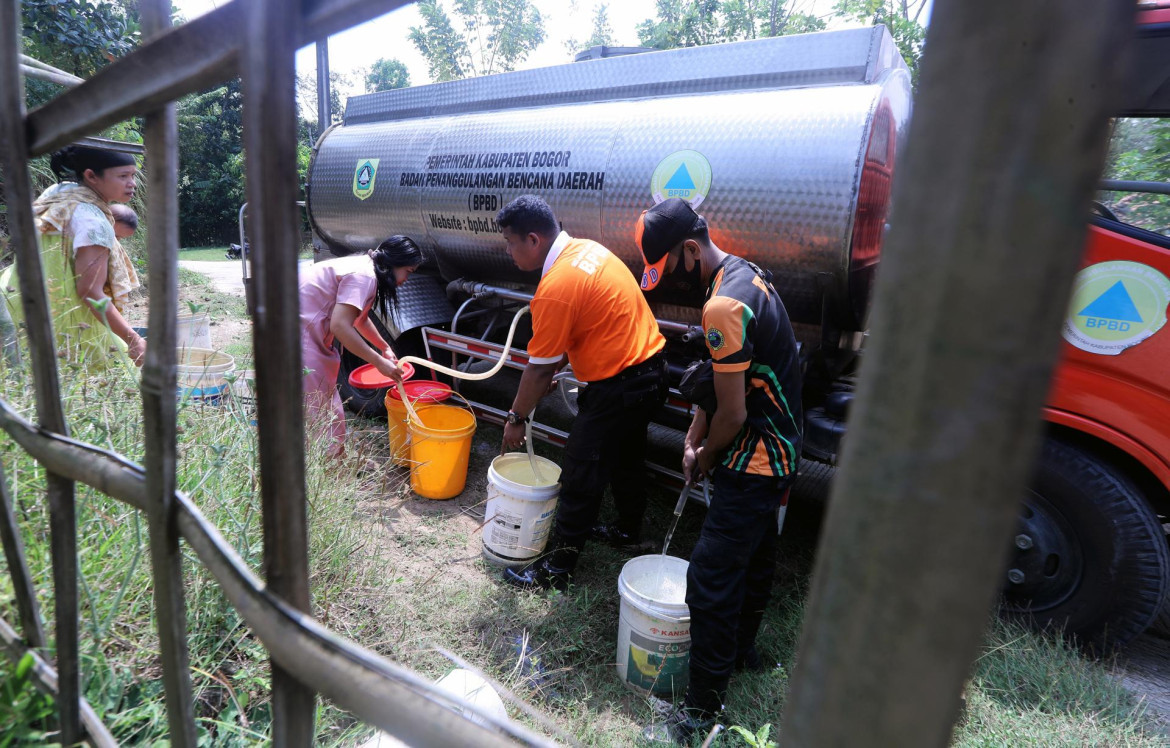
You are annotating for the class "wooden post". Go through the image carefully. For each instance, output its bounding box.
[241,0,315,743]
[780,1,1137,746]
[139,0,197,743]
[0,2,81,743]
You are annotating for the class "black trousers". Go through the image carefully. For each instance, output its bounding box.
[685,465,795,714]
[549,355,668,560]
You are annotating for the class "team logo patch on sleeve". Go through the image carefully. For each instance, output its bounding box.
[706,327,725,351]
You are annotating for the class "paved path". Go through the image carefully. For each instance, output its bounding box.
[178,260,246,295]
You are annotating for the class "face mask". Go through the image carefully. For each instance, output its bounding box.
[669,253,704,300]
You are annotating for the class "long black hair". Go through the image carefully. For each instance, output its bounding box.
[49,145,135,182]
[369,235,424,320]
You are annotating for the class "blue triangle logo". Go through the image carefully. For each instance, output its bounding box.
[665,164,696,191]
[1078,281,1144,322]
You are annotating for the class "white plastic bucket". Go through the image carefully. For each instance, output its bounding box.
[482,454,561,566]
[434,668,508,727]
[176,312,212,350]
[616,554,691,696]
[176,347,234,402]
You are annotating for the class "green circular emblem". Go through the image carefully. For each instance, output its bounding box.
[706,327,724,351]
[353,158,379,200]
[1062,260,1170,356]
[651,150,712,208]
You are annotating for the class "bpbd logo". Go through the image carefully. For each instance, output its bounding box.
[1063,260,1170,356]
[1077,280,1142,332]
[650,150,712,208]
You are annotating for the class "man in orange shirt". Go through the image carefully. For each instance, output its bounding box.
[497,194,668,591]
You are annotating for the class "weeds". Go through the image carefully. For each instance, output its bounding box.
[0,278,1163,746]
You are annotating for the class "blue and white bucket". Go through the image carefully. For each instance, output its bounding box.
[176,348,234,404]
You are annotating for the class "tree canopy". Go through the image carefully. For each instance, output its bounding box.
[569,3,616,55]
[833,0,926,84]
[408,0,545,82]
[366,58,411,92]
[636,0,825,50]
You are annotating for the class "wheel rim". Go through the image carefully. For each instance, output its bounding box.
[1001,490,1086,614]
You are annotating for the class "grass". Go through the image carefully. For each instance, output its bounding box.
[179,247,236,262]
[0,271,1163,746]
[178,246,316,263]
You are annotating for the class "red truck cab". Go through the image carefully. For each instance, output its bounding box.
[1002,2,1170,648]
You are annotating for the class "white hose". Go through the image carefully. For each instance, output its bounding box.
[394,306,545,480]
[393,305,530,425]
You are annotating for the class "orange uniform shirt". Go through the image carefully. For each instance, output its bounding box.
[529,236,665,382]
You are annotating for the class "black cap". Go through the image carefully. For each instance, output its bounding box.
[635,198,704,290]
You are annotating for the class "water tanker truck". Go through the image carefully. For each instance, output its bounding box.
[306,19,1170,649]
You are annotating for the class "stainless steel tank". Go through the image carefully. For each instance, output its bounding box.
[307,26,912,330]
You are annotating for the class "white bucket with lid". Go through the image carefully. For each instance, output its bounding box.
[176,347,235,402]
[482,453,561,567]
[616,554,691,696]
[176,312,212,350]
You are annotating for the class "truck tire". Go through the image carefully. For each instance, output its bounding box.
[1002,437,1170,652]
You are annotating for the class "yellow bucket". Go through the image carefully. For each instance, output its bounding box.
[408,403,477,499]
[384,381,453,465]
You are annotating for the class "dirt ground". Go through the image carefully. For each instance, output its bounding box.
[165,263,1170,736]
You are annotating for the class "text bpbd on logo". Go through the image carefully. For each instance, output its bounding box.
[1083,317,1131,331]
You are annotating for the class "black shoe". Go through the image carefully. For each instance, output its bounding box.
[734,645,768,673]
[641,705,717,745]
[503,557,572,592]
[590,523,643,548]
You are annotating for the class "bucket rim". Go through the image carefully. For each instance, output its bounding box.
[176,347,234,370]
[385,379,453,403]
[488,453,562,490]
[618,554,690,616]
[408,402,477,434]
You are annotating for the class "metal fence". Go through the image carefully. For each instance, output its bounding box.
[0,1,554,745]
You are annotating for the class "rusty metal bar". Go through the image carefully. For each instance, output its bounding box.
[241,0,314,742]
[0,459,44,648]
[0,1,80,742]
[0,398,556,747]
[24,0,416,158]
[0,617,116,748]
[138,0,197,743]
[780,1,1138,746]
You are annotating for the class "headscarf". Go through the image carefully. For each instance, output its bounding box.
[32,183,140,313]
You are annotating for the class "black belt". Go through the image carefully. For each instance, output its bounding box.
[591,352,664,385]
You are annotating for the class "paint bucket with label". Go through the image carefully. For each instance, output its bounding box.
[482,453,561,566]
[616,554,691,697]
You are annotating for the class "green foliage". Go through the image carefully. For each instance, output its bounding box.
[20,0,140,108]
[728,722,777,747]
[296,69,352,131]
[176,81,245,247]
[408,0,546,82]
[833,0,926,85]
[0,653,57,744]
[20,0,138,76]
[1101,118,1170,236]
[365,58,411,92]
[568,2,616,55]
[636,0,825,50]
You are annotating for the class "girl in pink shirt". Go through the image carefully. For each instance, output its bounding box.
[300,235,422,452]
